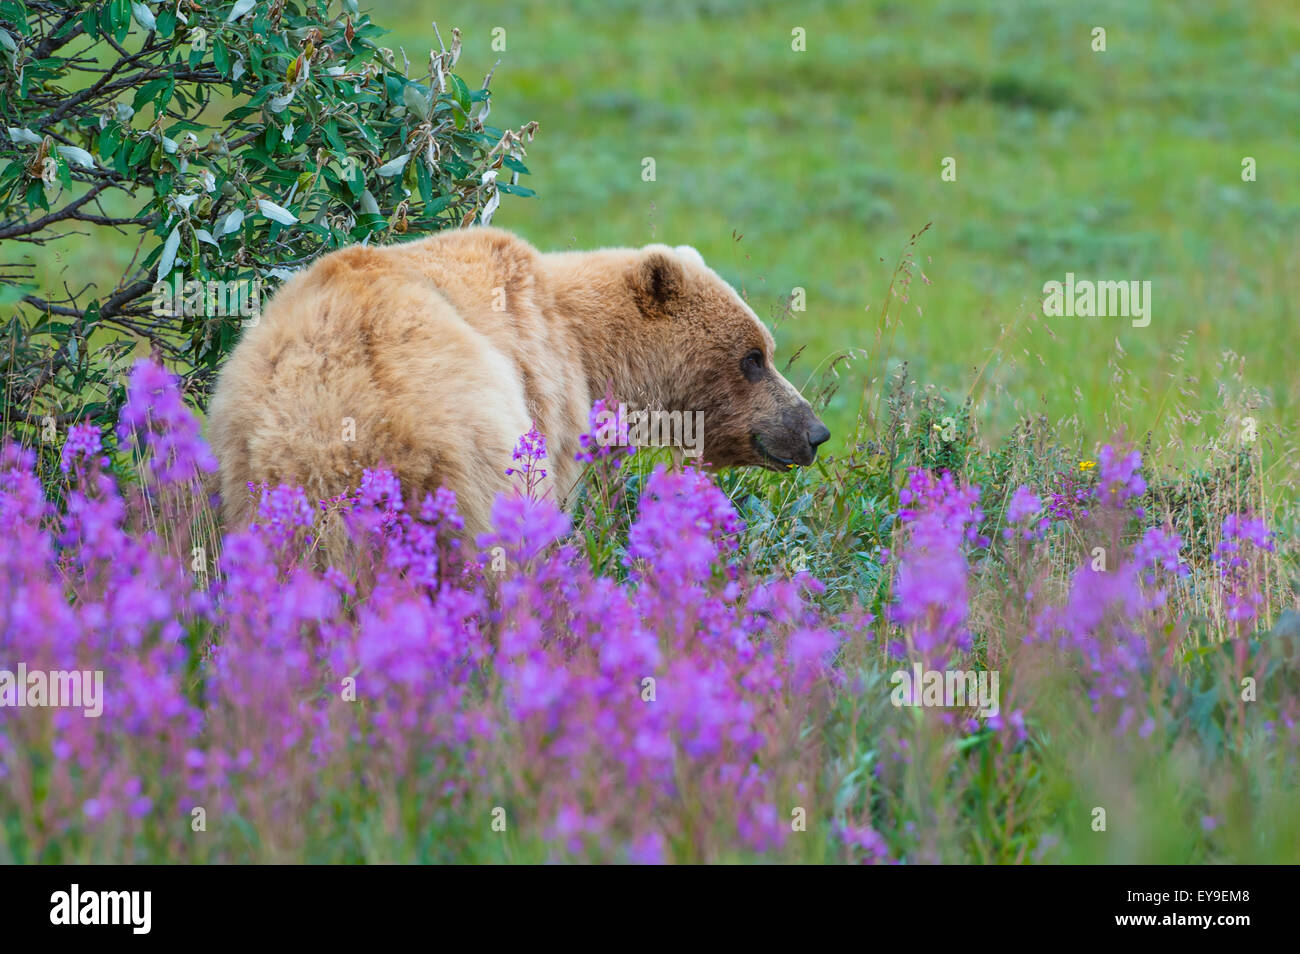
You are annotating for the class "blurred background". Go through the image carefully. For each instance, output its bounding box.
[376,0,1300,448]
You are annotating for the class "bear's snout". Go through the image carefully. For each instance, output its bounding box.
[808,420,831,452]
[793,415,831,466]
[752,404,830,470]
[789,401,830,466]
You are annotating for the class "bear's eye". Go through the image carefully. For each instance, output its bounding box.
[740,349,764,382]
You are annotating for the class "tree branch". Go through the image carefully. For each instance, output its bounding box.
[0,182,115,241]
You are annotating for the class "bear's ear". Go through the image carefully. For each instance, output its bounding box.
[674,244,706,268]
[629,248,684,312]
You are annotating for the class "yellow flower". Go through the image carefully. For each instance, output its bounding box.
[1078,460,1096,473]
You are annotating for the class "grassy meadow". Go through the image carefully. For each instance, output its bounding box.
[371,0,1300,449]
[4,0,1299,866]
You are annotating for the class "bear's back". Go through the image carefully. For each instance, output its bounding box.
[205,227,575,540]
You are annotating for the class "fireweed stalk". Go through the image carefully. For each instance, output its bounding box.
[0,358,1293,863]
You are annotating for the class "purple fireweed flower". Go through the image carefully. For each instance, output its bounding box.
[785,626,841,692]
[890,469,982,665]
[576,397,638,465]
[628,830,667,865]
[343,469,470,592]
[1002,484,1048,541]
[60,423,108,474]
[1006,485,1041,524]
[1046,480,1092,522]
[1218,513,1273,553]
[1,437,204,834]
[1135,526,1184,573]
[251,483,316,553]
[12,374,1262,864]
[505,421,549,498]
[834,821,893,864]
[506,421,547,474]
[1096,445,1146,513]
[626,466,743,590]
[1214,513,1274,624]
[356,466,403,513]
[478,493,571,564]
[116,358,217,484]
[1035,527,1185,724]
[422,486,464,534]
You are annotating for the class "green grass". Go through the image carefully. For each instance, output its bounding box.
[363,0,1299,448]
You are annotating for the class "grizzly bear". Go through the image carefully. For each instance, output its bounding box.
[207,227,830,539]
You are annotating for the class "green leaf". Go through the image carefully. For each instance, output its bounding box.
[214,40,230,77]
[423,194,454,216]
[336,158,363,197]
[127,137,153,167]
[416,159,433,204]
[448,74,471,115]
[133,78,168,112]
[112,0,131,43]
[501,155,530,175]
[0,160,22,188]
[81,3,100,39]
[23,178,46,211]
[97,124,123,161]
[323,119,346,156]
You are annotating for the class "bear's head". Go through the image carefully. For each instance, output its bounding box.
[625,244,831,471]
